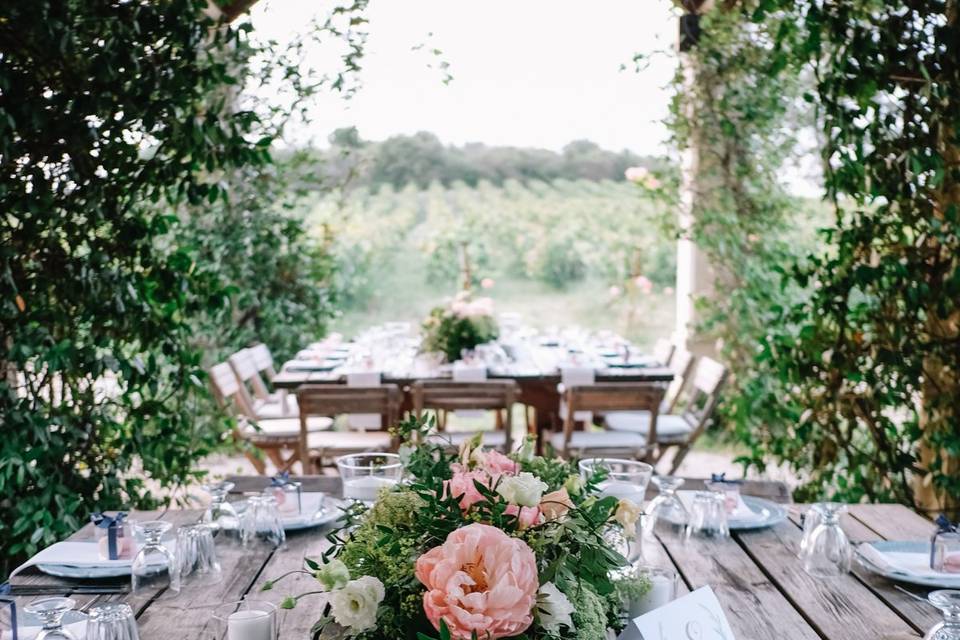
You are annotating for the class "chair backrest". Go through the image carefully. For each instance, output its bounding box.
[412,380,518,413]
[209,362,254,416]
[296,384,402,464]
[248,343,278,381]
[653,338,675,367]
[663,348,696,413]
[679,356,728,436]
[563,382,666,445]
[229,348,271,400]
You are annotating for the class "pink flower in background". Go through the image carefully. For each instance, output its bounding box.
[444,470,491,510]
[643,175,661,190]
[478,450,518,476]
[539,488,574,521]
[415,524,538,639]
[505,504,542,529]
[480,277,495,289]
[634,275,653,295]
[664,286,675,295]
[608,285,622,297]
[624,166,649,183]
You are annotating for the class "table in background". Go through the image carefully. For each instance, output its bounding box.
[6,477,937,640]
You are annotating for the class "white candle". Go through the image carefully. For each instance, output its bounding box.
[629,574,676,617]
[227,609,273,640]
[600,481,646,504]
[343,476,397,502]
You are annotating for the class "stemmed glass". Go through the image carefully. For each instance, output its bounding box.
[798,503,826,556]
[200,481,239,538]
[23,597,78,640]
[644,476,689,540]
[131,521,179,596]
[924,590,960,640]
[800,503,851,577]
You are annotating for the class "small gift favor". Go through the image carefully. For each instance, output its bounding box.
[931,514,960,574]
[0,597,18,640]
[704,473,743,514]
[91,512,134,560]
[267,472,302,516]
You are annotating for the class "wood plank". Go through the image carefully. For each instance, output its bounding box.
[735,520,917,639]
[660,532,821,640]
[226,475,342,497]
[849,504,935,541]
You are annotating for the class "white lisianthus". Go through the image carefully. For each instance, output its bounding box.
[563,473,584,496]
[517,436,536,462]
[537,582,575,633]
[329,576,385,632]
[614,498,643,539]
[497,472,548,508]
[313,558,350,592]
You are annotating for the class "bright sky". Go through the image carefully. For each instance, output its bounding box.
[251,0,679,155]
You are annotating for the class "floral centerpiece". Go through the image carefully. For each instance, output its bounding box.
[421,291,499,363]
[265,418,649,640]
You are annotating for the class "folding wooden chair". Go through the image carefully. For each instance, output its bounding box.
[248,343,279,382]
[653,337,676,367]
[604,356,728,473]
[296,385,401,473]
[412,380,520,452]
[228,348,296,418]
[548,382,666,460]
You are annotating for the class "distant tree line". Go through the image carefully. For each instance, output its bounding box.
[309,127,667,191]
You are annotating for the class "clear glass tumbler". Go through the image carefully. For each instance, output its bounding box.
[798,503,826,556]
[176,523,222,586]
[644,476,689,540]
[685,491,729,540]
[924,590,960,640]
[800,502,851,578]
[578,458,653,506]
[337,453,403,504]
[23,597,78,640]
[239,496,286,549]
[131,521,179,596]
[85,603,140,640]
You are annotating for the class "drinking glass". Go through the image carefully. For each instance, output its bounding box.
[685,491,729,540]
[704,479,741,514]
[624,567,680,617]
[239,496,286,549]
[932,531,960,574]
[201,481,240,538]
[578,458,653,506]
[85,603,140,640]
[0,597,16,640]
[798,503,826,556]
[211,600,278,640]
[924,590,960,640]
[176,524,222,586]
[23,598,78,640]
[800,502,851,577]
[337,453,403,504]
[131,521,179,596]
[644,476,689,540]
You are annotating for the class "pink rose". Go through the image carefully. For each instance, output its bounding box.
[539,488,574,521]
[444,470,491,510]
[478,450,519,476]
[415,524,538,639]
[505,504,542,529]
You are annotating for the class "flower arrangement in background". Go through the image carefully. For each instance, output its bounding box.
[265,419,650,639]
[421,291,499,363]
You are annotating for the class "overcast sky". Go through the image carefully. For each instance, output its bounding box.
[251,0,679,155]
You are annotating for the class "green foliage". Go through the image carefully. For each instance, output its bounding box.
[0,0,365,568]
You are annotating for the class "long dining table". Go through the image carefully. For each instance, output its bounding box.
[4,476,941,640]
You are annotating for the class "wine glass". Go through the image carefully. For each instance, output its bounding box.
[798,503,826,556]
[685,491,729,540]
[131,521,179,596]
[200,481,239,538]
[644,476,689,540]
[23,597,78,640]
[800,502,851,577]
[924,590,960,640]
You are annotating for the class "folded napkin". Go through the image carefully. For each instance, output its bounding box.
[857,543,959,580]
[9,541,132,578]
[284,359,337,372]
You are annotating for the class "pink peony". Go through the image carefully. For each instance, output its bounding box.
[478,450,519,476]
[444,470,491,510]
[415,524,538,639]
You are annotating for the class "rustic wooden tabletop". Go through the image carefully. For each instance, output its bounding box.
[5,477,938,639]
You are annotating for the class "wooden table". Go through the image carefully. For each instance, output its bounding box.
[6,477,939,640]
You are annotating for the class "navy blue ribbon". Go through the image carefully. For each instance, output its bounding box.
[91,512,127,560]
[270,471,291,488]
[0,596,18,640]
[710,473,742,485]
[935,514,958,534]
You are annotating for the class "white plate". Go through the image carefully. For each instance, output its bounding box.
[234,493,348,532]
[856,541,960,589]
[665,494,788,531]
[36,563,131,579]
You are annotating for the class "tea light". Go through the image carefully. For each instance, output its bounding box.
[628,571,677,617]
[227,609,273,640]
[343,476,397,502]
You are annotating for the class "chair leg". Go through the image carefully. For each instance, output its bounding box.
[244,449,267,475]
[668,444,691,475]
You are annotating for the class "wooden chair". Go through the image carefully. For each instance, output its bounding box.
[228,348,296,418]
[209,362,331,474]
[296,385,401,473]
[604,348,695,434]
[412,380,519,452]
[248,343,279,382]
[653,338,676,367]
[604,356,728,473]
[548,383,666,460]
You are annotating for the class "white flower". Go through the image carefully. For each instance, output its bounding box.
[614,499,643,539]
[313,558,350,592]
[516,436,535,463]
[497,472,548,508]
[537,582,575,633]
[329,576,385,632]
[563,474,584,496]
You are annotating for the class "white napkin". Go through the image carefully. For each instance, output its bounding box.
[9,541,132,577]
[677,490,765,525]
[858,544,955,580]
[346,371,381,430]
[560,366,595,422]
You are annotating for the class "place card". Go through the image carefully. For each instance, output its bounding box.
[618,586,736,640]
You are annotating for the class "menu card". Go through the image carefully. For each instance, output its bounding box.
[618,586,736,640]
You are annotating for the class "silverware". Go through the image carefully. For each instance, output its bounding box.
[894,584,932,606]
